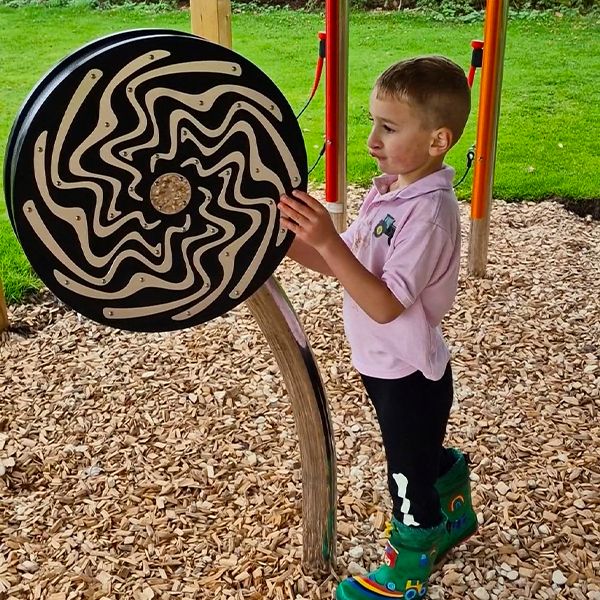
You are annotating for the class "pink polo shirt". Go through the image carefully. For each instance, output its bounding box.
[340,166,461,381]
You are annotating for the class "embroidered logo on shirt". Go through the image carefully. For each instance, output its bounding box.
[373,214,396,245]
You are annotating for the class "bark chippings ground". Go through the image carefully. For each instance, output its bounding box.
[1,195,599,600]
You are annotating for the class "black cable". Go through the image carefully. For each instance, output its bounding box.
[307,142,326,175]
[454,145,475,189]
[295,96,313,120]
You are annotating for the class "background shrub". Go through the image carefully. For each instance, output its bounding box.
[231,0,598,14]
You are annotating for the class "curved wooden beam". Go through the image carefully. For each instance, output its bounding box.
[0,280,8,332]
[190,0,337,570]
[246,278,336,571]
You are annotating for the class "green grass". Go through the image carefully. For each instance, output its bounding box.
[1,7,599,301]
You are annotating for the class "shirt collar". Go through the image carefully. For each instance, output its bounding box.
[372,165,456,200]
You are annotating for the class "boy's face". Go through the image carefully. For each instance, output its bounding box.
[367,90,440,182]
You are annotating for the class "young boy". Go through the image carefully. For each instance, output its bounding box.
[278,56,478,599]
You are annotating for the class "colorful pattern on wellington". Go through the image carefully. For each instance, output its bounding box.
[434,449,479,561]
[335,518,445,600]
[346,576,405,598]
[345,576,428,598]
[449,494,465,512]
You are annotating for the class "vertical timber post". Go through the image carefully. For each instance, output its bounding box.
[190,0,232,48]
[324,0,349,233]
[468,0,509,277]
[0,280,8,332]
[189,0,337,572]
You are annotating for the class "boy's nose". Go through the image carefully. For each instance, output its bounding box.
[367,131,381,150]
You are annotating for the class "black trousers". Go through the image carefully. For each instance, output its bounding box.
[361,363,455,528]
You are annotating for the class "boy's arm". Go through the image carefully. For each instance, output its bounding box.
[285,237,334,276]
[319,236,405,323]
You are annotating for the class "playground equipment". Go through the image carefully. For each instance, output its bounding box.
[1,0,508,577]
[5,31,307,330]
[0,1,508,332]
[4,29,336,570]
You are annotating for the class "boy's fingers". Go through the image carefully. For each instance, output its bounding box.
[279,195,313,220]
[279,203,307,226]
[290,189,319,208]
[279,215,299,233]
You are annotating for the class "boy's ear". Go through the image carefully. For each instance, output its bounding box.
[429,127,453,156]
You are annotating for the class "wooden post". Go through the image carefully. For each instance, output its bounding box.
[0,280,8,332]
[190,0,232,48]
[189,0,337,571]
[467,0,509,276]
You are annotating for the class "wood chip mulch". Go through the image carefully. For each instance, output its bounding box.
[1,195,599,600]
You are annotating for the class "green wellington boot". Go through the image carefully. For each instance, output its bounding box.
[336,517,445,599]
[435,448,478,561]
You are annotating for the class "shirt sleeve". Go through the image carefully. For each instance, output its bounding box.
[381,220,454,309]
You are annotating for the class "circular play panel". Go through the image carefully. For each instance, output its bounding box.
[5,29,307,332]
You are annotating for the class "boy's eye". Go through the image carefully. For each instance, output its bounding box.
[383,125,395,133]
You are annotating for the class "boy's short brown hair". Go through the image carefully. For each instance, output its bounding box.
[376,56,471,145]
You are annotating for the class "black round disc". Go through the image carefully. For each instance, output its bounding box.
[6,29,307,332]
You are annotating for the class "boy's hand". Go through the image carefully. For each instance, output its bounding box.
[278,190,339,254]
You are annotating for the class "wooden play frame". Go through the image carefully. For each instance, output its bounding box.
[0,2,507,329]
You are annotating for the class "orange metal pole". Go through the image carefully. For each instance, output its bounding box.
[467,0,508,276]
[471,0,508,221]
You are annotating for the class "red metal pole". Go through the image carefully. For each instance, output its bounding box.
[324,0,348,231]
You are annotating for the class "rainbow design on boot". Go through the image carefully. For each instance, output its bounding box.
[435,449,478,561]
[336,518,444,600]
